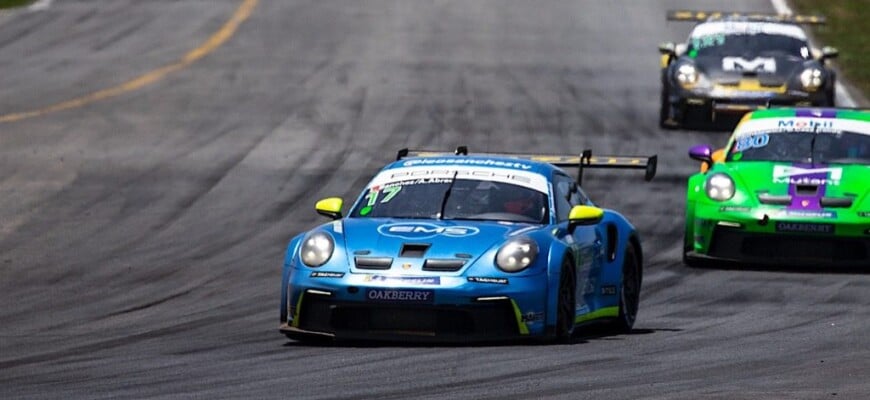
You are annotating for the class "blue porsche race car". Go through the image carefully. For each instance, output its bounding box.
[280,147,657,342]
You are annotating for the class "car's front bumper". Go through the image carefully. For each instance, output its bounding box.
[281,270,551,341]
[669,86,829,119]
[689,207,870,267]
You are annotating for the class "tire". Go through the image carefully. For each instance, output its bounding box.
[682,250,702,268]
[609,245,640,333]
[555,257,576,341]
[659,88,677,129]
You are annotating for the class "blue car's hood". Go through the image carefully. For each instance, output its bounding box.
[339,218,538,274]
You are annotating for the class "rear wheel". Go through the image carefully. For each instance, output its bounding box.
[609,245,640,333]
[555,257,576,341]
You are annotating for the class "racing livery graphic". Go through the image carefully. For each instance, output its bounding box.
[684,108,870,267]
[280,147,657,342]
[658,11,838,129]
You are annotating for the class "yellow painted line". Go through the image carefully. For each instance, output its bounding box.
[0,0,259,124]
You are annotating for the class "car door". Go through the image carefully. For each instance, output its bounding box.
[553,174,600,315]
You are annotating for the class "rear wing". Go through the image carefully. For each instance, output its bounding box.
[396,146,657,185]
[666,10,826,24]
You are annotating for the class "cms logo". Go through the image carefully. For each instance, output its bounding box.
[377,223,480,239]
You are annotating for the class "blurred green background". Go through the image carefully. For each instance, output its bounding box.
[793,0,870,103]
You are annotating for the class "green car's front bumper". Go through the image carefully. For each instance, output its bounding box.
[686,203,870,267]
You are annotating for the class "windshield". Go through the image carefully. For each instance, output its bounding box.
[688,33,809,59]
[727,130,870,165]
[350,178,549,224]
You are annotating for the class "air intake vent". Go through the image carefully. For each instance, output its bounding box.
[423,259,466,272]
[820,197,853,208]
[795,185,819,196]
[400,243,430,258]
[355,257,393,270]
[758,193,791,205]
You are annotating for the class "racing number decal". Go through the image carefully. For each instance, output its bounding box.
[359,185,402,216]
[734,134,770,152]
[382,185,401,202]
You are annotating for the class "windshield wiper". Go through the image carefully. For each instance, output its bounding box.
[438,171,459,220]
[810,123,820,166]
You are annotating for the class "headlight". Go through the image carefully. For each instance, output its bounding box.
[704,173,735,202]
[300,232,334,267]
[800,68,824,91]
[676,64,698,87]
[495,238,538,272]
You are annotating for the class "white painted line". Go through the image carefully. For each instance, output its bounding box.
[771,0,856,107]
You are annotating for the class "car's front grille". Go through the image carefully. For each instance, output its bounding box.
[297,297,519,338]
[422,259,466,272]
[355,256,393,270]
[709,227,870,263]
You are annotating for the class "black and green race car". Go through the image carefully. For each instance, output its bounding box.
[659,11,838,129]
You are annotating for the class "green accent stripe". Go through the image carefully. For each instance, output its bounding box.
[747,108,870,122]
[574,306,619,324]
[748,109,796,119]
[509,299,530,335]
[835,109,870,121]
[291,292,305,328]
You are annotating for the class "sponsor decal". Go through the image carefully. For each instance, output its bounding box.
[467,276,509,285]
[310,271,345,278]
[776,119,834,130]
[583,278,597,295]
[402,158,532,170]
[720,206,751,212]
[722,57,776,73]
[859,212,870,218]
[783,210,836,219]
[365,288,434,303]
[773,165,842,186]
[601,285,617,296]
[378,223,480,239]
[364,275,441,285]
[521,311,545,323]
[775,222,835,234]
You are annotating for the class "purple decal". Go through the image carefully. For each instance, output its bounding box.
[782,163,829,211]
[795,109,836,118]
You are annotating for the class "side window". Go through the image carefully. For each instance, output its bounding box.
[569,183,589,206]
[553,174,573,222]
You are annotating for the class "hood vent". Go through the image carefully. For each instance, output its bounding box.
[758,193,791,205]
[820,197,853,208]
[423,259,466,272]
[400,243,430,258]
[355,256,393,270]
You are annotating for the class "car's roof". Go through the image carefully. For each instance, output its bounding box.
[383,155,561,177]
[733,108,870,138]
[690,20,807,40]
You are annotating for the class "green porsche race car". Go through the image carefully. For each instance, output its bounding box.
[684,108,870,267]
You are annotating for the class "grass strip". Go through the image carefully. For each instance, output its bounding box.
[791,0,870,103]
[0,0,34,9]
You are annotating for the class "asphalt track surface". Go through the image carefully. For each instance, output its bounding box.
[1,1,868,399]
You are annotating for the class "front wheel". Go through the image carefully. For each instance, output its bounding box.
[555,257,577,341]
[659,88,678,129]
[608,245,641,333]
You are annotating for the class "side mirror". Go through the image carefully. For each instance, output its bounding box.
[567,205,604,233]
[658,42,676,56]
[315,197,343,220]
[689,144,713,163]
[821,46,839,60]
[690,144,721,172]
